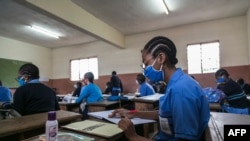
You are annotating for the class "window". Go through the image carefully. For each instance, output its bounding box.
[70,57,98,81]
[187,41,220,74]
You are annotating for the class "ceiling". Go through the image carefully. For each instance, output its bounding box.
[0,0,250,48]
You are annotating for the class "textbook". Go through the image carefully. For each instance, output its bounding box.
[61,120,123,138]
[88,110,156,125]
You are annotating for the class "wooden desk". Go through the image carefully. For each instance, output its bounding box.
[0,110,82,141]
[87,100,120,112]
[131,94,163,138]
[59,102,80,113]
[209,103,221,112]
[22,129,126,141]
[205,112,250,141]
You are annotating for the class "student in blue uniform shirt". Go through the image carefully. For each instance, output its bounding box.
[0,80,12,102]
[109,36,210,141]
[215,68,249,115]
[75,72,103,119]
[136,73,155,96]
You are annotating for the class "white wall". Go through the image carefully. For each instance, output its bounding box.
[0,36,52,81]
[52,16,249,79]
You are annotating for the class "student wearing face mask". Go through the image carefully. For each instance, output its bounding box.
[75,72,103,119]
[72,81,82,97]
[109,36,210,141]
[13,63,60,116]
[215,68,249,115]
[136,73,155,97]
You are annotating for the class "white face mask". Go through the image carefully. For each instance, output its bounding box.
[74,84,77,88]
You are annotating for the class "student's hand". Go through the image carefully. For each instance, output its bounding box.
[108,108,134,119]
[118,117,138,140]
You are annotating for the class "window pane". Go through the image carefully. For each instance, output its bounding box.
[187,41,220,74]
[187,44,201,74]
[201,42,220,73]
[71,60,80,81]
[70,57,99,81]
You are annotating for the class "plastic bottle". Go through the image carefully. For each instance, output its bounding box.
[46,111,58,141]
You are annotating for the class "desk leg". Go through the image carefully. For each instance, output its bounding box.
[134,102,156,138]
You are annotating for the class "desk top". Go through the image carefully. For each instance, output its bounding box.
[207,112,250,141]
[87,100,119,106]
[59,102,80,106]
[0,110,81,138]
[131,93,164,103]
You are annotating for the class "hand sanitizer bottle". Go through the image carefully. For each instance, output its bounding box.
[46,111,58,141]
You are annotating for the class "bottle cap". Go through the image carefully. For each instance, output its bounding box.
[48,111,56,120]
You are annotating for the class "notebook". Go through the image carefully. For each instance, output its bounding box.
[61,120,123,138]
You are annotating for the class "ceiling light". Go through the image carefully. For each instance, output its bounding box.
[30,25,60,39]
[162,0,169,15]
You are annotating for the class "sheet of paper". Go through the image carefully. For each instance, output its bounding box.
[88,110,156,125]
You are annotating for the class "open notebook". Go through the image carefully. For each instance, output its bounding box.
[88,110,156,125]
[61,120,123,138]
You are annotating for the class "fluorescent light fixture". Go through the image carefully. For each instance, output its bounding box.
[30,25,60,39]
[162,0,169,15]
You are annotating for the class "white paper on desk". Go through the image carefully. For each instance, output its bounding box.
[88,110,156,125]
[134,93,164,101]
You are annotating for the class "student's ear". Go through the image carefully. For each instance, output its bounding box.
[158,52,166,64]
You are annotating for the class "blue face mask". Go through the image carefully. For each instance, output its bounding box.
[216,77,225,84]
[143,59,164,83]
[18,78,26,86]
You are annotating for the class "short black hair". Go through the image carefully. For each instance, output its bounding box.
[215,68,229,77]
[136,74,145,84]
[112,71,117,75]
[84,72,94,83]
[18,63,39,79]
[143,36,178,65]
[236,78,244,85]
[76,81,82,87]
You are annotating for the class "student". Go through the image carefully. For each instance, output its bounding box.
[0,80,12,102]
[236,78,250,95]
[103,81,112,94]
[109,36,210,141]
[136,73,155,96]
[13,63,60,116]
[110,71,123,96]
[72,81,82,97]
[215,69,249,115]
[75,72,103,119]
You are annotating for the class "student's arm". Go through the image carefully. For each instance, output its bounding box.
[75,86,88,104]
[109,108,159,120]
[13,89,24,115]
[118,117,153,141]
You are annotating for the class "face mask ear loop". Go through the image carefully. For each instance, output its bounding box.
[151,58,157,66]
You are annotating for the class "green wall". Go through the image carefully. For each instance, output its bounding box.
[0,58,29,88]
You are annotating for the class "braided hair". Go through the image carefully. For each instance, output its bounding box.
[143,36,178,66]
[18,63,40,79]
[215,68,229,78]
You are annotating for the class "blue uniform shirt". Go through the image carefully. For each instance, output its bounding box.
[76,83,103,103]
[156,68,210,141]
[139,82,155,96]
[0,86,12,102]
